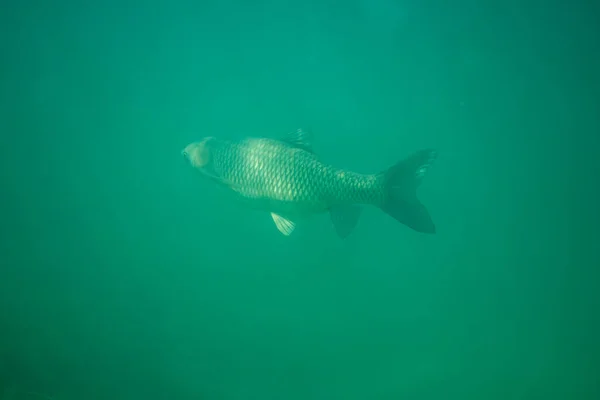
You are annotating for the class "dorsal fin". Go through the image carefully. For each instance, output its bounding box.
[282,128,313,153]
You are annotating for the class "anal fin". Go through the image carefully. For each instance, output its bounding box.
[271,213,296,236]
[330,205,362,238]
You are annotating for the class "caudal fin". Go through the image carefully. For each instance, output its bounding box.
[379,149,437,234]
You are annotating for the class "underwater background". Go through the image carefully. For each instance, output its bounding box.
[1,0,598,399]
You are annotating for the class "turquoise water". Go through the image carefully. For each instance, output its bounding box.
[1,1,598,399]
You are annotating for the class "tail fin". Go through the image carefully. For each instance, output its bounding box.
[379,149,437,234]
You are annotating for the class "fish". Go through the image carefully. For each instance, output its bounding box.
[182,128,437,237]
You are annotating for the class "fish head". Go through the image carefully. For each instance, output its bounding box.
[182,137,215,169]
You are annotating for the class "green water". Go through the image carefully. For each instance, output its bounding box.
[1,0,598,399]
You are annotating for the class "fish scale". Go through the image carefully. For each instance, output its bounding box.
[209,137,379,211]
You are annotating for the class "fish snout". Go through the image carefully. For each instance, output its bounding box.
[182,139,211,169]
[181,145,193,165]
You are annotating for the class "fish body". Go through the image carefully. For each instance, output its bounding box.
[183,129,436,237]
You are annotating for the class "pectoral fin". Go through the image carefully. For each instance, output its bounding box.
[199,168,242,191]
[271,213,296,236]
